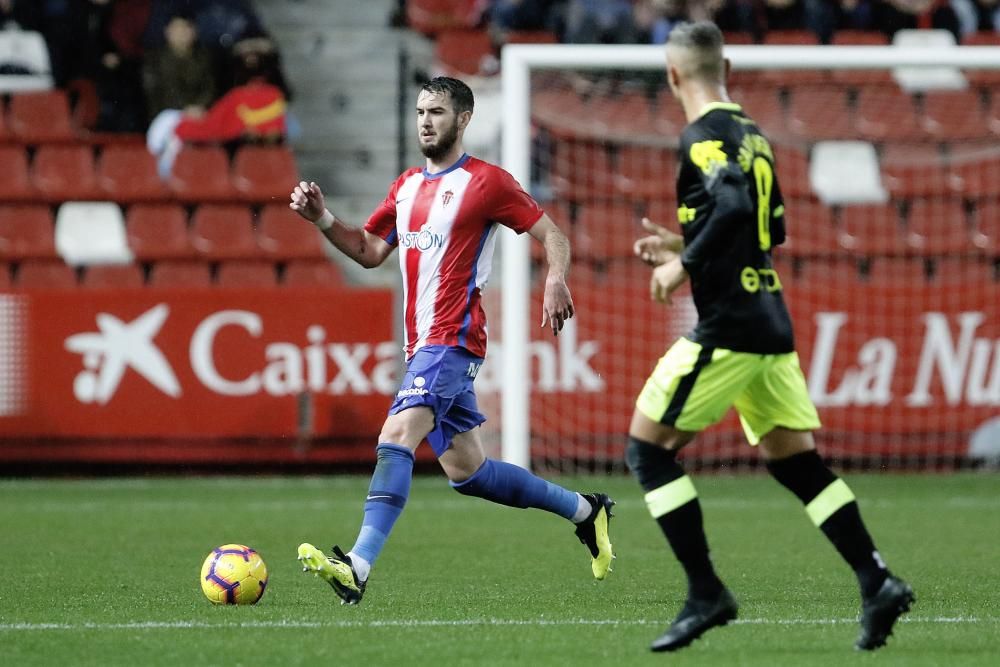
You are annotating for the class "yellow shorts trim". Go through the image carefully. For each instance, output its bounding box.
[805,479,855,526]
[644,476,698,518]
[636,338,821,445]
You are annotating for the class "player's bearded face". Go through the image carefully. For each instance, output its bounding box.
[417,93,460,160]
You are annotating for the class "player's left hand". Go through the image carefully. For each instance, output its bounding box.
[541,276,575,336]
[650,257,687,305]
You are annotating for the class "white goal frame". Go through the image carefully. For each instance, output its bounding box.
[499,44,1000,469]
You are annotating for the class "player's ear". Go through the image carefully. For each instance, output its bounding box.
[723,57,732,83]
[457,110,472,130]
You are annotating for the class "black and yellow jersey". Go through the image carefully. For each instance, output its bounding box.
[676,102,794,354]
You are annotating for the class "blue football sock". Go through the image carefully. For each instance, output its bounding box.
[349,443,414,569]
[451,458,579,520]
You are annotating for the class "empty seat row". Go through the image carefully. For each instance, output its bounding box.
[533,84,1000,145]
[0,143,299,204]
[544,136,1000,203]
[0,203,327,263]
[534,198,1000,262]
[0,259,344,289]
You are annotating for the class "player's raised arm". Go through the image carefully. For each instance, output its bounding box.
[289,181,394,269]
[528,214,574,335]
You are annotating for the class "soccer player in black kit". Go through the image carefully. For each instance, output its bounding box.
[626,21,914,653]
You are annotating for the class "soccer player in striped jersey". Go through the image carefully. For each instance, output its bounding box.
[626,22,913,652]
[289,77,614,604]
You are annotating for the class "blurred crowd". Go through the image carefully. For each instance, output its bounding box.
[0,0,290,137]
[483,0,1000,45]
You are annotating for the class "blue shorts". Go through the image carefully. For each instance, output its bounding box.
[388,345,486,456]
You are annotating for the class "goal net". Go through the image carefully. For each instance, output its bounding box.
[486,43,1000,473]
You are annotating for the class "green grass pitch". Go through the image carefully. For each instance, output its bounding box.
[1,473,997,666]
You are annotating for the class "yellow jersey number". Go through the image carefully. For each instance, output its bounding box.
[751,156,773,251]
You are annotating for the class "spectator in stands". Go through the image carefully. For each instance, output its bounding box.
[95,0,153,132]
[964,0,1000,32]
[564,0,642,43]
[143,11,215,121]
[871,0,963,40]
[147,53,287,177]
[0,0,41,30]
[491,0,566,32]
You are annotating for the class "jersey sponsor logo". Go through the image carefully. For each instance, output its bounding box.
[740,266,783,293]
[442,189,454,207]
[677,204,696,224]
[64,304,181,404]
[399,229,445,251]
[737,133,774,173]
[689,140,728,176]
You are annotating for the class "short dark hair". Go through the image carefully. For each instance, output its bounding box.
[667,21,725,82]
[420,76,474,115]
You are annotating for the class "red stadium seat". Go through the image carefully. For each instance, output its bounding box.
[778,199,842,256]
[532,88,592,140]
[573,204,642,262]
[593,91,659,139]
[549,141,613,201]
[642,198,680,230]
[256,204,327,260]
[148,260,211,287]
[920,90,986,140]
[946,146,1000,199]
[904,198,972,255]
[0,146,35,201]
[7,90,75,143]
[863,257,928,284]
[32,145,100,202]
[126,204,195,261]
[614,145,677,199]
[879,143,952,198]
[728,85,786,140]
[788,86,854,141]
[82,263,145,288]
[504,31,558,45]
[761,31,827,85]
[772,145,812,199]
[985,92,1000,137]
[190,205,259,259]
[653,93,689,136]
[15,260,77,288]
[435,29,493,76]
[962,32,1000,86]
[407,0,479,35]
[971,199,1000,254]
[855,87,924,141]
[217,260,277,287]
[283,259,345,287]
[0,206,57,260]
[168,146,235,202]
[721,31,754,45]
[231,145,300,203]
[98,144,170,202]
[830,31,892,85]
[931,257,996,283]
[838,203,906,255]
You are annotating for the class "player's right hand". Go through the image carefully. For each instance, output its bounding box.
[634,217,683,267]
[289,181,327,223]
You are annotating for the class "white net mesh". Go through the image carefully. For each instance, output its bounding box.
[491,58,1000,472]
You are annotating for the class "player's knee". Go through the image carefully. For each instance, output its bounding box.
[626,436,684,490]
[378,409,433,447]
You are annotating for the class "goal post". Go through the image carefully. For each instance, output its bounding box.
[499,43,1000,471]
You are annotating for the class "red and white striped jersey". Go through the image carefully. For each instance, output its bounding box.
[364,154,542,359]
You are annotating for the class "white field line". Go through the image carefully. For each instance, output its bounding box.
[0,616,992,632]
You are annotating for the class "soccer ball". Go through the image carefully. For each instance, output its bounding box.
[200,544,268,605]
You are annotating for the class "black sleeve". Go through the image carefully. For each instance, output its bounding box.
[680,171,754,271]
